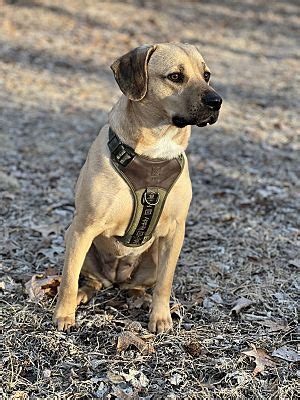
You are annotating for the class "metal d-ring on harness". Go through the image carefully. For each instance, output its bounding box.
[108,127,184,247]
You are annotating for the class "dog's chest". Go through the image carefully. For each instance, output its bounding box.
[93,234,155,258]
[142,134,184,159]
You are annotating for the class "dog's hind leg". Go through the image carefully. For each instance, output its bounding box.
[77,243,111,305]
[77,281,102,305]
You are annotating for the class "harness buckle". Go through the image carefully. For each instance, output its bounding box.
[143,190,160,206]
[108,129,135,167]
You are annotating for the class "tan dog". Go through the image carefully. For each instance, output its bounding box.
[53,43,222,333]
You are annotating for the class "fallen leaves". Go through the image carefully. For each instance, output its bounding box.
[126,292,152,310]
[257,319,290,333]
[25,272,61,302]
[107,371,124,384]
[117,331,155,356]
[272,346,300,362]
[184,340,202,358]
[170,302,184,319]
[169,373,184,386]
[288,259,300,268]
[120,369,149,388]
[30,222,61,238]
[190,287,207,306]
[106,368,149,398]
[242,344,276,376]
[230,297,253,316]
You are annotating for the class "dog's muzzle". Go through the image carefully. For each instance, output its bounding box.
[172,91,222,128]
[172,112,220,128]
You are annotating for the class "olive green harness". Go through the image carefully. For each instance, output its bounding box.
[108,128,184,247]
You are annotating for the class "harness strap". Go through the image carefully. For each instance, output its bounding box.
[108,129,135,166]
[108,127,184,247]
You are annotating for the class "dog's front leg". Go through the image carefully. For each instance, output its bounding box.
[53,218,97,331]
[148,221,185,333]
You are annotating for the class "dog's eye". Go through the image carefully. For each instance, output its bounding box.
[167,72,183,83]
[204,71,211,82]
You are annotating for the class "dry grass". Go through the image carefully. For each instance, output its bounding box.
[1,0,299,398]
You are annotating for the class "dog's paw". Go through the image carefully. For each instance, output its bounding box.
[76,289,90,305]
[148,307,173,333]
[53,313,75,331]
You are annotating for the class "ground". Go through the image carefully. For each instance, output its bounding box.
[1,0,299,398]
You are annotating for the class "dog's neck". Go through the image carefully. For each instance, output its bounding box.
[108,96,191,160]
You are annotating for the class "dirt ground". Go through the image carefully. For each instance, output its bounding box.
[1,0,299,398]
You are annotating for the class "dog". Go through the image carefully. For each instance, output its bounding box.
[53,43,222,333]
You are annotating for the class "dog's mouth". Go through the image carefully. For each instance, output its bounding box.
[172,114,219,128]
[196,115,218,127]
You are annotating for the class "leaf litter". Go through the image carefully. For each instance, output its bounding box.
[25,270,61,302]
[272,346,300,363]
[230,296,253,316]
[242,343,277,377]
[117,331,155,356]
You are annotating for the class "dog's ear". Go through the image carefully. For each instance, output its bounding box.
[110,44,157,101]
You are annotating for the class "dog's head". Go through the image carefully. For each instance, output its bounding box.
[111,43,222,128]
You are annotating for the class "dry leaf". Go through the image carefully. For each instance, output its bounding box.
[257,320,289,332]
[169,373,183,386]
[112,386,138,400]
[210,293,224,304]
[38,246,64,260]
[242,343,276,376]
[191,287,207,306]
[106,371,124,384]
[44,266,59,276]
[43,369,51,378]
[25,274,61,302]
[127,296,145,309]
[10,391,28,400]
[125,320,143,332]
[121,368,139,383]
[196,161,206,171]
[30,222,61,238]
[138,371,149,388]
[120,369,149,388]
[289,259,300,268]
[127,293,152,310]
[272,346,300,362]
[117,331,155,355]
[184,340,202,357]
[106,298,126,308]
[140,333,155,340]
[170,303,184,318]
[230,297,253,315]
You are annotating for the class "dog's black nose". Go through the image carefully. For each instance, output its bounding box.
[203,92,222,111]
